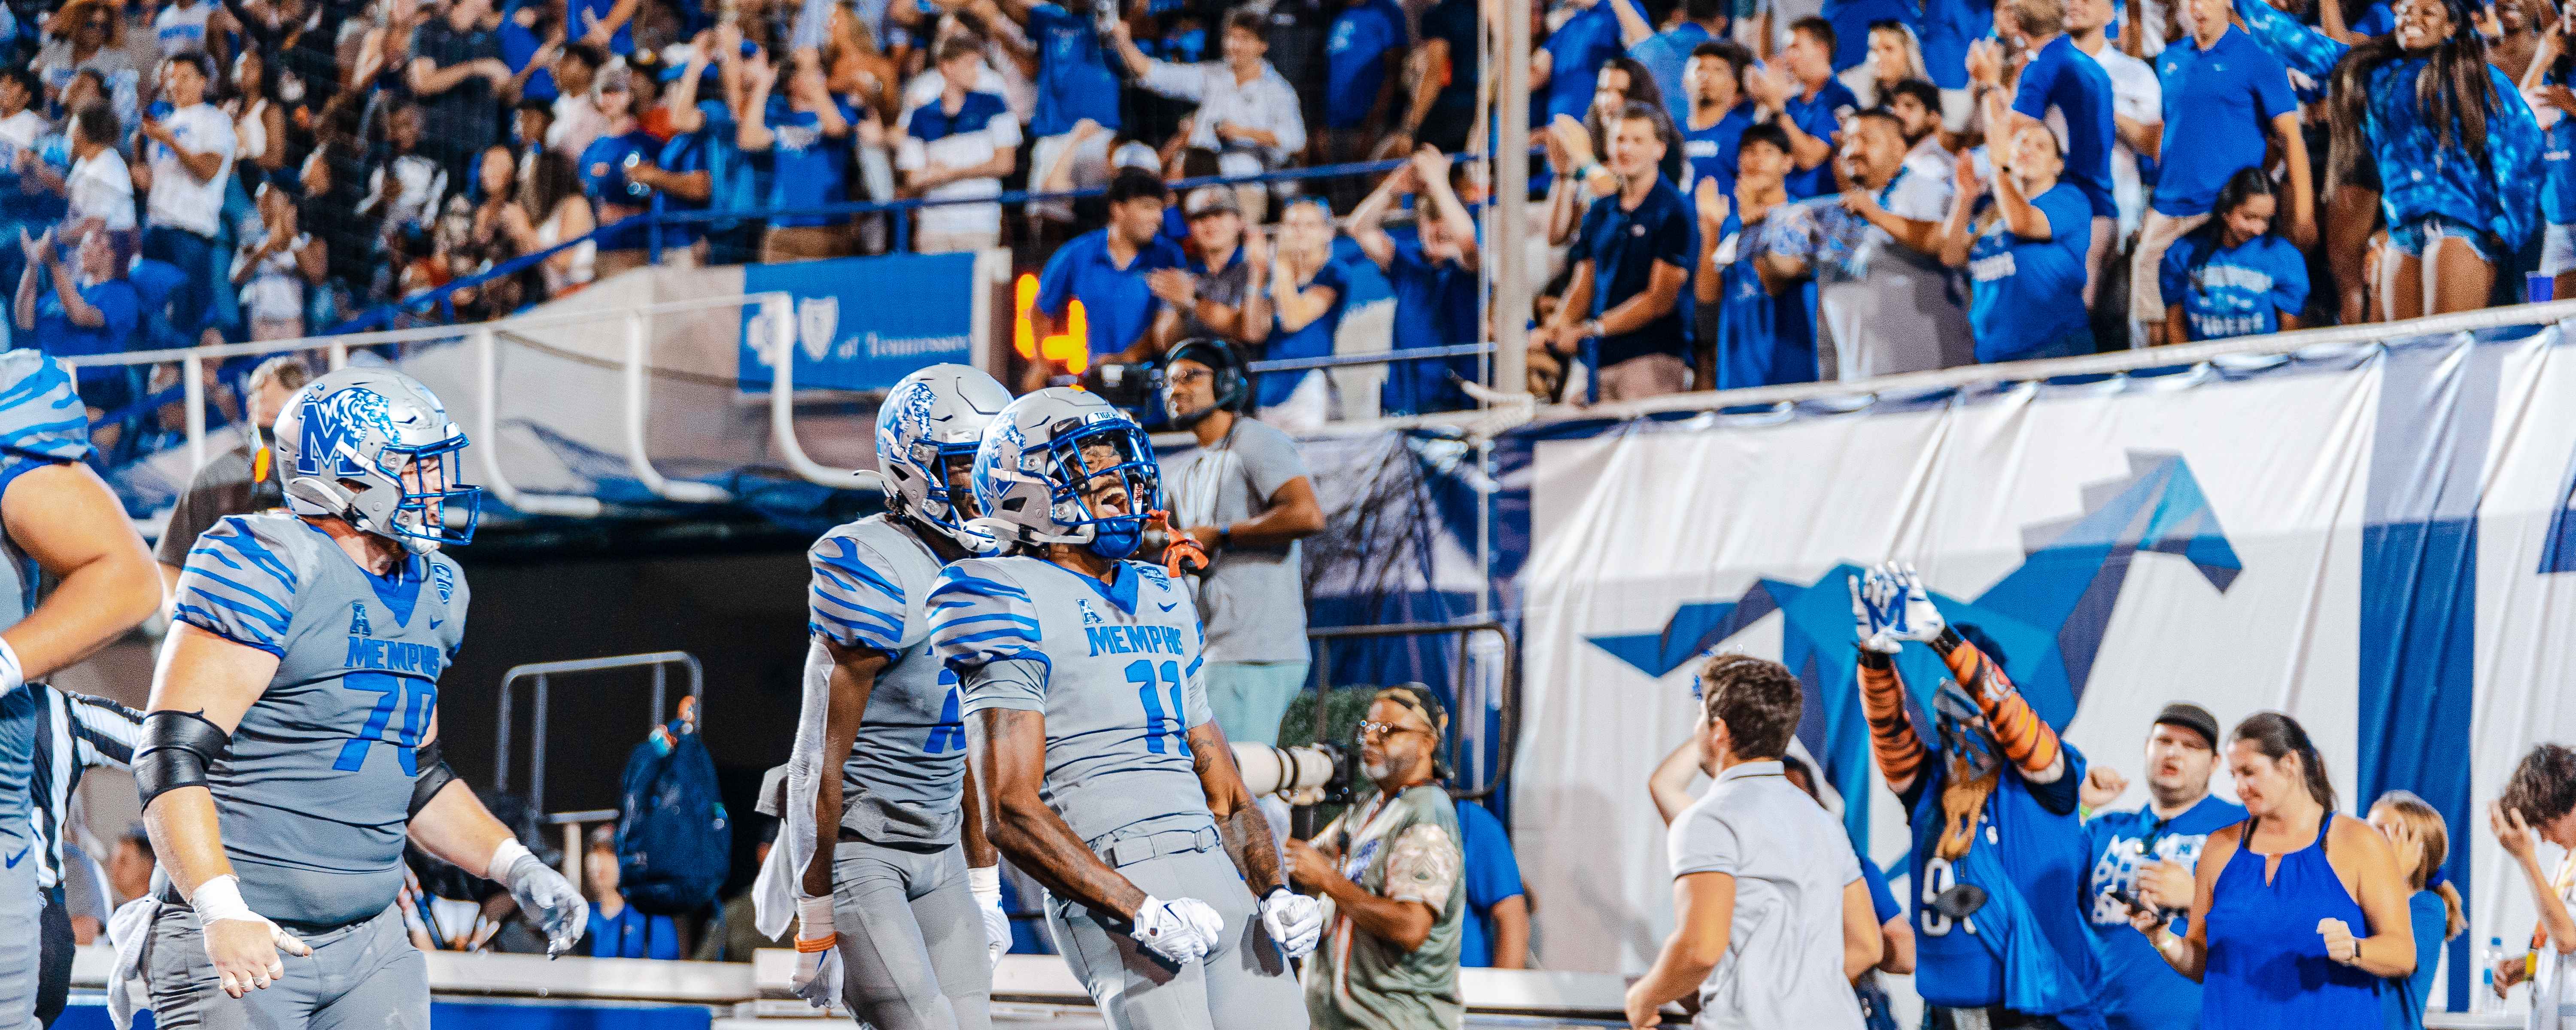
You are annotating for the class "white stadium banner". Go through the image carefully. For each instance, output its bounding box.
[1505,323,2576,1015]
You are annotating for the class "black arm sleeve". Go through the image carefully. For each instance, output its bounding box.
[409,740,457,818]
[134,711,232,810]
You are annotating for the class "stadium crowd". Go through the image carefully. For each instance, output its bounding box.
[0,0,2567,431]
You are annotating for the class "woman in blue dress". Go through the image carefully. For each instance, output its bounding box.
[2120,711,2418,1029]
[2231,0,2543,318]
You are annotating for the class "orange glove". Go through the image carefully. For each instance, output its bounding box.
[1150,510,1208,577]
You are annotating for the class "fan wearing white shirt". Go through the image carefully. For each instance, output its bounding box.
[1106,10,1306,222]
[134,52,236,342]
[0,70,47,266]
[51,102,136,234]
[1623,654,1880,1030]
[899,36,1021,254]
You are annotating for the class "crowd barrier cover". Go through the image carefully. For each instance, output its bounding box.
[1502,321,2576,1012]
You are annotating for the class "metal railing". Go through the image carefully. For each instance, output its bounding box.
[62,291,788,517]
[1304,619,1517,802]
[493,650,706,823]
[336,151,1436,336]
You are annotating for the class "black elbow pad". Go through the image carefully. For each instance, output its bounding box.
[134,711,232,810]
[409,741,457,818]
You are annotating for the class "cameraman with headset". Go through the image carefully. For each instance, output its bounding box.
[1160,339,1326,746]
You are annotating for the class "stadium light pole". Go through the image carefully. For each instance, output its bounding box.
[1489,0,1530,403]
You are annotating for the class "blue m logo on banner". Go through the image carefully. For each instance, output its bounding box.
[1584,452,2244,842]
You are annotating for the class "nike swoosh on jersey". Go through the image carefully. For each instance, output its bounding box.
[1157,601,1179,612]
[3,844,26,869]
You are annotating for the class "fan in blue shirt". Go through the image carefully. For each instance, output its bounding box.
[2147,15,2304,220]
[1453,800,1528,968]
[1542,0,1649,122]
[2364,791,2464,1030]
[1351,148,1482,416]
[2157,169,2309,343]
[1017,0,1124,138]
[1257,197,1350,411]
[1324,0,1407,130]
[2232,0,2541,317]
[1917,0,1995,92]
[2080,709,2249,1030]
[1034,170,1185,371]
[1628,0,1728,125]
[1941,127,2096,364]
[739,65,856,230]
[1753,18,1861,200]
[1693,124,1819,388]
[18,228,143,411]
[1678,41,1759,202]
[2528,39,2576,299]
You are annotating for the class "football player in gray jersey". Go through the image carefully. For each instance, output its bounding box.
[930,389,1322,1030]
[0,351,162,1030]
[139,367,586,1030]
[777,365,1015,1030]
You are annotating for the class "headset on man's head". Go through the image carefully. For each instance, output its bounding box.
[1162,338,1251,428]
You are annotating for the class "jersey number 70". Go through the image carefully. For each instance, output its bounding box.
[335,672,437,774]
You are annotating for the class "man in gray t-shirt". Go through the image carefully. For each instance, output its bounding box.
[1763,112,1973,380]
[1157,340,1325,745]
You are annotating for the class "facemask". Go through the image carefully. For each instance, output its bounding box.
[1086,515,1144,559]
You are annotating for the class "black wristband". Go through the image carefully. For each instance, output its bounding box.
[1934,627,1968,656]
[1855,647,1893,670]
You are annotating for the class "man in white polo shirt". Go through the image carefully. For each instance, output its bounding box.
[1625,654,1877,1030]
[133,51,234,343]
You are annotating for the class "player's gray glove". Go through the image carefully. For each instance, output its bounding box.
[492,839,586,957]
[1258,887,1323,958]
[970,865,1012,967]
[791,894,844,1009]
[1129,895,1224,965]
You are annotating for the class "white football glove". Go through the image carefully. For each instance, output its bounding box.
[791,894,844,1010]
[970,866,1012,967]
[1885,561,1947,643]
[1258,887,1323,958]
[1848,570,1900,654]
[1129,895,1224,965]
[492,840,586,957]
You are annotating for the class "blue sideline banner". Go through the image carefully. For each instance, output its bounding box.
[737,253,976,393]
